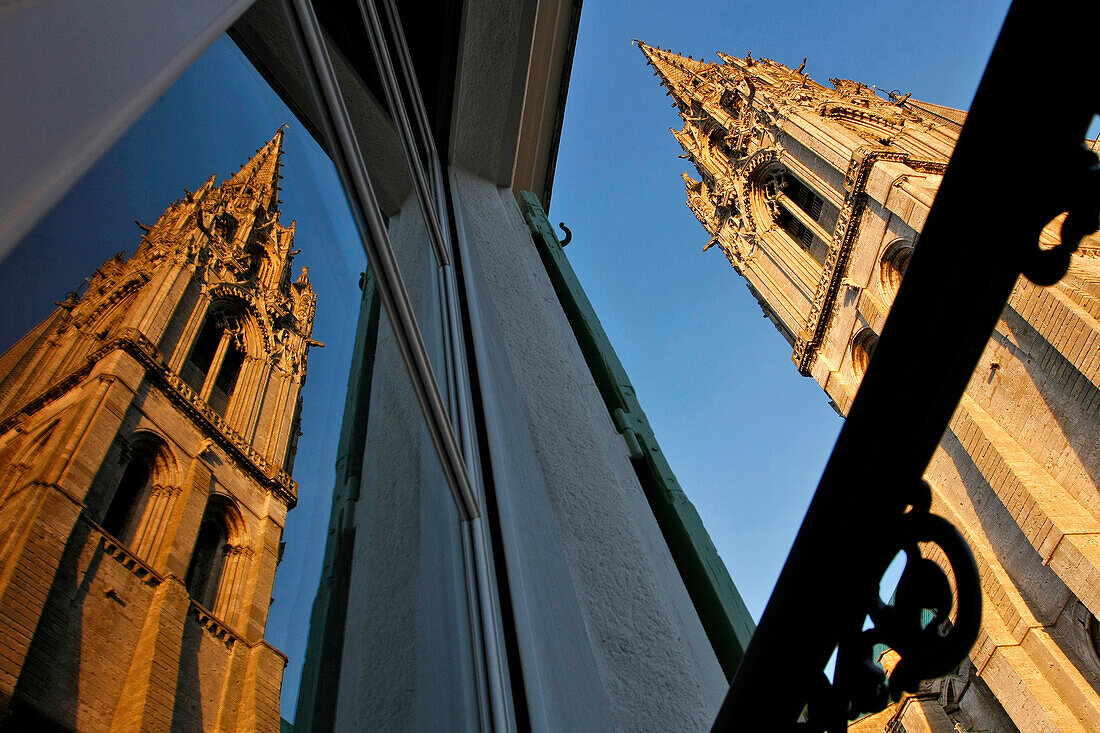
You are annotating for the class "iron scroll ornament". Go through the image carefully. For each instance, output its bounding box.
[802,143,1100,731]
[802,480,982,732]
[1022,142,1100,286]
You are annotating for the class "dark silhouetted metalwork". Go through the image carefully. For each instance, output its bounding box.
[710,1,1100,730]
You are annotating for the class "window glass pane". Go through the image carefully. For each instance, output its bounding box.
[0,32,343,716]
[0,27,472,724]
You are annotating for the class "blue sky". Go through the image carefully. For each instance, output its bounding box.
[550,0,1011,622]
[0,0,1015,721]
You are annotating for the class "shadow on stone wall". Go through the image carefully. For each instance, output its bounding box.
[169,619,205,732]
[3,520,101,732]
[940,428,1100,688]
[999,308,1099,506]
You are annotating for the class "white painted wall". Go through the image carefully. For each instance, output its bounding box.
[331,169,727,730]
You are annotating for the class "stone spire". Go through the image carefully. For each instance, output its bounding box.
[636,42,961,279]
[223,126,286,214]
[637,41,898,150]
[637,42,754,181]
[195,126,290,261]
[129,128,311,310]
[68,129,316,389]
[637,40,716,109]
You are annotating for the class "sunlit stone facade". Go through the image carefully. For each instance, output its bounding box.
[642,42,1100,732]
[0,131,316,731]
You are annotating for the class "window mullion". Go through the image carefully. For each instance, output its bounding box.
[776,192,831,244]
[200,330,233,401]
[285,0,478,521]
[355,0,449,267]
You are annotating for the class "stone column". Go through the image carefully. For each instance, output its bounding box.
[131,483,181,566]
[212,545,252,627]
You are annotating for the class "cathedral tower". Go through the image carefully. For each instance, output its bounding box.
[642,42,1100,732]
[0,130,317,731]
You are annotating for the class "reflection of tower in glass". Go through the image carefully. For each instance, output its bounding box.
[0,130,317,731]
[642,40,1100,733]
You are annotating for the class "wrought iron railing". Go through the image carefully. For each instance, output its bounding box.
[710,1,1100,730]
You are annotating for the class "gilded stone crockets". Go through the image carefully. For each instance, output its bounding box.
[0,130,316,732]
[641,42,1100,732]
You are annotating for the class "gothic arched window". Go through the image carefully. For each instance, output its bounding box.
[184,496,250,624]
[97,433,178,562]
[181,305,247,416]
[852,328,879,378]
[757,163,829,264]
[881,240,915,298]
[186,508,230,611]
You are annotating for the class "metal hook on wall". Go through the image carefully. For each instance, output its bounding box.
[558,222,572,246]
